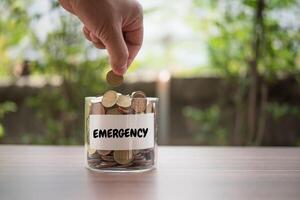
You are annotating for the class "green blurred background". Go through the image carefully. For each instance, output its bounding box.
[0,0,299,146]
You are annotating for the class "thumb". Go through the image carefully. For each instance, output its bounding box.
[101,26,129,76]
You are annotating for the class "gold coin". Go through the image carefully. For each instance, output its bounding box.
[113,150,134,165]
[89,102,105,115]
[131,91,147,99]
[102,90,118,108]
[99,161,118,168]
[133,150,140,155]
[114,162,133,168]
[131,98,147,113]
[106,70,124,87]
[116,95,131,108]
[88,148,97,155]
[97,150,112,156]
[100,155,115,162]
[106,107,122,115]
[118,107,133,114]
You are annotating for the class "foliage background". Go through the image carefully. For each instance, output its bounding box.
[0,0,299,145]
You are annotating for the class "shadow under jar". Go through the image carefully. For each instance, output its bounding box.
[84,95,158,172]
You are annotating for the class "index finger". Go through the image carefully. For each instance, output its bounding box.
[124,26,143,67]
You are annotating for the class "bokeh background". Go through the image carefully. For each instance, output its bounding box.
[0,0,299,146]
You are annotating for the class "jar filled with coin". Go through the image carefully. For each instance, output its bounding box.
[85,90,158,172]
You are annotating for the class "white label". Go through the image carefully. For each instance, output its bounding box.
[89,113,154,150]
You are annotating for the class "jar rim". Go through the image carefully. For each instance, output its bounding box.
[85,97,159,101]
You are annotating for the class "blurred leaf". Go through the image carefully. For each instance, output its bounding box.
[0,102,17,119]
[267,102,300,120]
[183,105,228,145]
[0,101,17,140]
[193,0,218,8]
[0,125,4,139]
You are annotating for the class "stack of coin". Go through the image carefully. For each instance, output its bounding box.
[86,90,156,170]
[87,147,154,170]
[89,90,153,116]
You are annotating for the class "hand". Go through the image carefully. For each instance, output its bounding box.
[59,0,143,75]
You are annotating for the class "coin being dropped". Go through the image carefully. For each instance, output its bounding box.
[106,70,124,87]
[89,102,105,115]
[117,95,131,108]
[97,150,111,156]
[113,150,134,165]
[102,90,118,108]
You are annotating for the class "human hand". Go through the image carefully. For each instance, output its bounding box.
[58,0,143,75]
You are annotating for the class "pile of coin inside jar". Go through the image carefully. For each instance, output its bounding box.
[86,90,156,171]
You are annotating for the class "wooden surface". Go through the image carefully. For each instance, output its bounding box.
[0,145,300,200]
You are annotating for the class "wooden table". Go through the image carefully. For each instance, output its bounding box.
[0,145,300,200]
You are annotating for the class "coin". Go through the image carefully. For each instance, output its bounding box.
[116,95,131,108]
[113,150,134,165]
[146,102,153,113]
[88,158,101,166]
[144,151,153,160]
[88,148,97,155]
[88,148,100,159]
[97,150,111,156]
[118,106,132,114]
[102,90,118,108]
[133,160,153,166]
[131,91,146,99]
[86,90,157,170]
[131,98,147,113]
[131,91,147,113]
[89,102,105,114]
[106,107,122,115]
[133,150,140,155]
[106,70,124,87]
[134,154,145,161]
[98,161,118,168]
[115,162,133,168]
[100,155,115,162]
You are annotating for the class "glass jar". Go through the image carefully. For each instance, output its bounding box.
[84,95,158,172]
